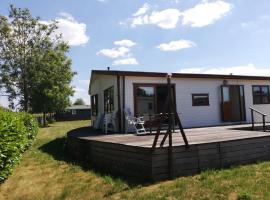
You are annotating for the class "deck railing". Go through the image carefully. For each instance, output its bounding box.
[249,107,267,131]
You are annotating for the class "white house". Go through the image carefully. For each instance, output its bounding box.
[89,69,270,132]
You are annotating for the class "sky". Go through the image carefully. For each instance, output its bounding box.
[1,0,270,107]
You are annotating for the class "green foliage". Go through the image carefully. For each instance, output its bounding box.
[0,5,75,112]
[73,98,85,105]
[0,109,38,182]
[237,192,252,200]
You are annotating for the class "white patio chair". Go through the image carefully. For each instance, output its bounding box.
[93,113,102,129]
[103,114,110,134]
[103,111,118,134]
[124,108,146,135]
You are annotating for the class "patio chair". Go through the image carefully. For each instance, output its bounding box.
[103,111,118,134]
[124,108,146,135]
[93,113,102,129]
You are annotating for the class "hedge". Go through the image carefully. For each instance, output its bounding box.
[0,108,38,182]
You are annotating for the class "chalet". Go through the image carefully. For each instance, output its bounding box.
[55,105,91,121]
[89,69,270,132]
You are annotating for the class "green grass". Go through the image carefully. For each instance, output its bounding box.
[1,120,270,199]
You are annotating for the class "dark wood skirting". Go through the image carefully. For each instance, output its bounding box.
[66,126,270,182]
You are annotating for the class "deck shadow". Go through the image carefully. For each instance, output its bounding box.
[39,127,148,187]
[228,125,270,132]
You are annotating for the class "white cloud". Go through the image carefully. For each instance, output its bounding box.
[182,0,232,27]
[157,39,196,51]
[126,1,232,29]
[149,9,181,29]
[112,58,138,65]
[97,47,130,58]
[114,39,136,47]
[133,3,150,17]
[131,8,181,29]
[178,63,270,76]
[42,12,89,46]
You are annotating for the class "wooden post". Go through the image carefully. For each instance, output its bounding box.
[167,74,173,178]
[149,114,152,134]
[263,115,266,132]
[251,109,254,130]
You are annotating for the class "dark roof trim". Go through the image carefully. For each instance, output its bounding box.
[91,70,270,81]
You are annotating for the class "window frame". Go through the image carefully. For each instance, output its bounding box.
[91,94,98,116]
[104,86,114,114]
[252,85,270,105]
[192,93,210,106]
[71,109,77,115]
[133,83,176,116]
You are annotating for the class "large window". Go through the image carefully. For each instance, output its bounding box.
[104,86,114,113]
[91,94,98,116]
[192,94,209,106]
[252,86,270,104]
[134,84,175,116]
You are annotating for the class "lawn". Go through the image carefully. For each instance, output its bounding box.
[1,120,270,200]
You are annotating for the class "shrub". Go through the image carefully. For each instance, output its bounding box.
[46,115,55,124]
[0,109,38,182]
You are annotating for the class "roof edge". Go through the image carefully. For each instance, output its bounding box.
[91,70,270,81]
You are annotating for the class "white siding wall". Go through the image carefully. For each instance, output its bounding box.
[90,74,118,122]
[125,76,270,128]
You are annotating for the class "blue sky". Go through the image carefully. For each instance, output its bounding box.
[1,0,270,106]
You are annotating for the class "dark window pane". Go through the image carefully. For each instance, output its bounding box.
[91,94,98,116]
[137,87,154,97]
[192,94,209,106]
[262,95,269,104]
[253,86,270,104]
[253,96,261,104]
[136,86,155,115]
[104,86,114,113]
[262,86,269,96]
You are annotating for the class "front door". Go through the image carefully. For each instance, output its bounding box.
[221,85,246,122]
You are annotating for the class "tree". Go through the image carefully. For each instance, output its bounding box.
[29,43,75,125]
[73,98,85,105]
[0,5,75,112]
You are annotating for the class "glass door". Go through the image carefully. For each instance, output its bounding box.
[221,85,232,121]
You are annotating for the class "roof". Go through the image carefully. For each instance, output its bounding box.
[91,69,270,81]
[66,105,91,110]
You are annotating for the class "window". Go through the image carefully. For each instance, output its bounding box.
[104,86,114,113]
[134,84,175,116]
[71,109,76,115]
[91,94,98,116]
[252,86,270,104]
[136,86,155,116]
[192,94,209,106]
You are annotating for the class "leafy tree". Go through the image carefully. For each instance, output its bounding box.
[30,43,75,125]
[73,98,85,105]
[0,5,75,113]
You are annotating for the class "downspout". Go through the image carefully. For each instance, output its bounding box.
[122,76,125,133]
[117,74,121,132]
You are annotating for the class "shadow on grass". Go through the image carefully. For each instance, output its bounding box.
[39,127,148,188]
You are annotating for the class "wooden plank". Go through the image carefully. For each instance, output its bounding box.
[220,136,270,148]
[91,145,151,161]
[90,140,150,154]
[91,150,151,167]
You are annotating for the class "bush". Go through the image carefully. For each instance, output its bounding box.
[0,109,38,182]
[46,115,55,124]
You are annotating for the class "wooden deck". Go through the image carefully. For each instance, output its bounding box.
[66,124,270,181]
